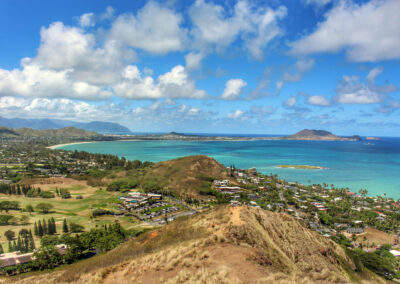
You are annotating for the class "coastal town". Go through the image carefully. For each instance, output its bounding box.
[1,136,400,279]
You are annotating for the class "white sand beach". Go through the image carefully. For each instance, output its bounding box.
[46,141,95,150]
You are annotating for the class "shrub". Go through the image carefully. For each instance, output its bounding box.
[25,204,34,212]
[39,191,55,198]
[0,215,14,225]
[41,235,59,247]
[107,178,139,192]
[92,209,114,217]
[60,188,71,199]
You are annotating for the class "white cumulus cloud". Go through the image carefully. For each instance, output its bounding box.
[79,13,95,28]
[114,65,207,100]
[227,110,244,119]
[307,95,331,106]
[335,67,397,104]
[221,79,247,100]
[290,0,400,62]
[189,0,287,59]
[185,52,204,71]
[109,2,187,54]
[0,96,120,121]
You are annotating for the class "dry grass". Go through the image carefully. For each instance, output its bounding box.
[354,228,397,247]
[227,206,353,278]
[0,205,389,284]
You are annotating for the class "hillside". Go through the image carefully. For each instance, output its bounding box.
[0,116,131,134]
[0,127,19,137]
[285,129,361,141]
[139,155,234,197]
[3,205,385,284]
[77,121,131,134]
[0,126,100,138]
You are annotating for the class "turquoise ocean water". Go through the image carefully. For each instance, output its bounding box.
[58,138,400,198]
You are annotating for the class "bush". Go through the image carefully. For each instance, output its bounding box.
[60,188,71,199]
[107,178,139,192]
[0,215,14,225]
[41,235,59,247]
[92,209,114,217]
[39,191,55,199]
[197,174,216,182]
[25,204,34,212]
[0,201,20,211]
[331,234,352,247]
[319,212,333,226]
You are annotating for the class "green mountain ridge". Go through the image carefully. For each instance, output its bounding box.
[0,126,100,138]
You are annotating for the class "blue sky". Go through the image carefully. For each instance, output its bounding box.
[0,0,399,136]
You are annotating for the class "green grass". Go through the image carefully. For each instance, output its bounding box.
[0,186,137,251]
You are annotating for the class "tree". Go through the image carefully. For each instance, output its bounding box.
[43,219,47,235]
[4,230,15,241]
[0,244,3,254]
[63,218,69,233]
[38,220,44,237]
[40,235,59,247]
[36,203,53,214]
[34,221,38,236]
[32,246,62,270]
[48,217,56,235]
[19,228,29,237]
[29,231,36,251]
[0,215,14,225]
[25,204,34,213]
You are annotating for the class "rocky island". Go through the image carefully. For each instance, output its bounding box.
[284,129,361,141]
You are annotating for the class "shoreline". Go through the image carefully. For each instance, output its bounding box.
[46,141,95,150]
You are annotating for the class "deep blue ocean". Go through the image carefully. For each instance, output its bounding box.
[58,137,400,198]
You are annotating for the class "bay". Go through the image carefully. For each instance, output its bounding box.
[58,137,400,198]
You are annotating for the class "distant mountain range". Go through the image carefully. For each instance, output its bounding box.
[0,116,132,134]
